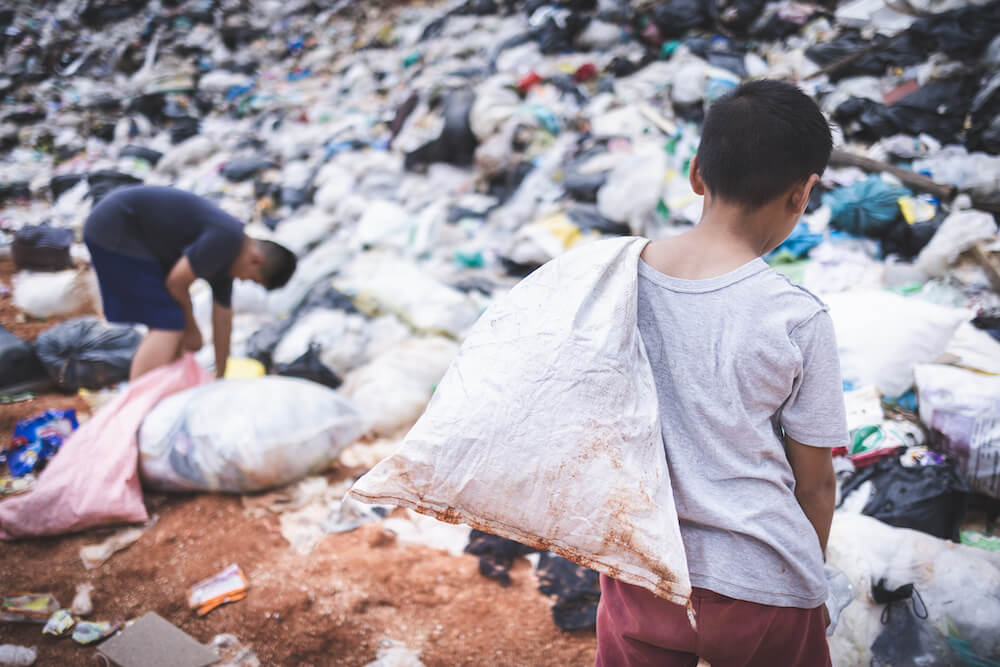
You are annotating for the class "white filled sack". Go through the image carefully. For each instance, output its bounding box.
[139,377,364,493]
[349,237,692,607]
[339,336,459,438]
[824,290,968,398]
[13,269,100,319]
[827,512,1000,666]
[334,251,480,337]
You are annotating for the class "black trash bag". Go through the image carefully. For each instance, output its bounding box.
[465,530,538,587]
[536,552,601,631]
[245,320,291,370]
[87,170,142,204]
[221,156,277,182]
[0,325,48,389]
[11,225,74,271]
[0,182,30,204]
[971,307,1000,342]
[119,144,163,165]
[835,79,973,144]
[35,317,142,392]
[710,0,767,33]
[649,0,711,38]
[967,71,1000,155]
[50,173,87,200]
[838,457,968,541]
[563,169,608,202]
[80,0,149,27]
[295,283,359,316]
[537,13,589,55]
[685,37,748,77]
[566,205,631,236]
[880,214,944,260]
[907,0,1000,61]
[273,344,341,389]
[870,579,951,666]
[405,89,478,170]
[169,117,201,144]
[805,31,923,80]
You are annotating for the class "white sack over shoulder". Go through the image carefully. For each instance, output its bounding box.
[349,237,692,607]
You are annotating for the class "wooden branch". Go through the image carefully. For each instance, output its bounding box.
[828,148,957,201]
[970,243,1000,294]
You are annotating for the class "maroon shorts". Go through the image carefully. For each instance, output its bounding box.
[596,575,831,667]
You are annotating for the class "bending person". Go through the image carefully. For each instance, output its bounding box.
[84,185,296,380]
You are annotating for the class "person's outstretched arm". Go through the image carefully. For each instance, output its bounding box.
[212,303,232,379]
[785,436,836,556]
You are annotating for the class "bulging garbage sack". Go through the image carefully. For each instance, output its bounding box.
[824,291,969,398]
[915,363,1000,500]
[12,225,74,271]
[349,238,692,608]
[340,336,459,438]
[827,512,1000,666]
[914,209,998,278]
[0,325,47,389]
[138,377,364,493]
[35,317,141,391]
[334,251,481,338]
[12,269,100,320]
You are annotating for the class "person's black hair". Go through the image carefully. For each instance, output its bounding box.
[258,240,297,290]
[695,79,832,209]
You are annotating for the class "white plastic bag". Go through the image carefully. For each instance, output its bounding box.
[915,363,1000,499]
[827,512,1000,666]
[13,269,100,319]
[349,238,692,607]
[272,210,338,256]
[824,290,969,397]
[334,251,480,337]
[596,144,667,234]
[267,239,352,317]
[273,309,408,378]
[138,377,364,493]
[915,210,997,278]
[339,336,459,437]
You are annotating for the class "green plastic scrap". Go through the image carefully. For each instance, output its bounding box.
[960,530,1000,552]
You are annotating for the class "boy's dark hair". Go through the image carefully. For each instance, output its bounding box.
[696,79,832,209]
[258,240,297,290]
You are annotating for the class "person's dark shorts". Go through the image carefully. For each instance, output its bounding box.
[86,241,185,331]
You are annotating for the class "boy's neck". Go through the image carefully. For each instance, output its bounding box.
[643,198,788,281]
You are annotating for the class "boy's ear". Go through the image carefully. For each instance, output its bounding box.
[689,155,706,196]
[790,174,819,214]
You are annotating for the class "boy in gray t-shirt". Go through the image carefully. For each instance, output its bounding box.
[596,81,848,666]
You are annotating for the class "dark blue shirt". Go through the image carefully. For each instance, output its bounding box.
[83,186,244,307]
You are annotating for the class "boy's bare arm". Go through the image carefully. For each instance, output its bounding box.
[785,436,836,556]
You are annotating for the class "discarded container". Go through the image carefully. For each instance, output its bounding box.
[71,620,119,645]
[187,564,249,616]
[0,594,59,623]
[0,645,36,666]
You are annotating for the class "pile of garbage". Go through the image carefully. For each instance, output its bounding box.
[2,0,1000,663]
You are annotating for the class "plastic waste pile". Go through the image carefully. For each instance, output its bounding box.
[1,0,1000,661]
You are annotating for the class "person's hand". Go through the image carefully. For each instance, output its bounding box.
[182,325,203,352]
[823,604,831,628]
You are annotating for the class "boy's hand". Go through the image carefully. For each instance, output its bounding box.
[823,604,831,628]
[182,325,203,352]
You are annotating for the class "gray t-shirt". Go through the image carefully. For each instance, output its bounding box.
[636,257,848,608]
